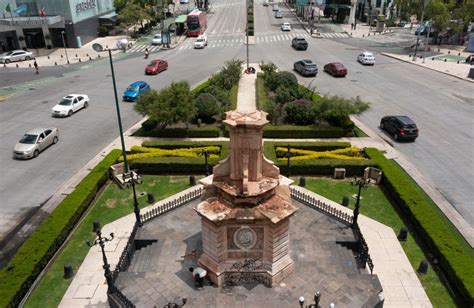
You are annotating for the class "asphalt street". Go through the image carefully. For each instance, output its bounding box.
[0,0,472,255]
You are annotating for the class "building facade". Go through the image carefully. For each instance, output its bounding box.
[0,0,116,52]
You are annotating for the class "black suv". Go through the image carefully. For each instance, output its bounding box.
[380,116,418,141]
[291,37,308,50]
[294,60,318,77]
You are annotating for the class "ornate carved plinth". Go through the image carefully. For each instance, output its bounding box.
[194,110,297,287]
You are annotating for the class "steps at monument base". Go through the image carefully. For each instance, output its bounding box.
[335,245,359,275]
[128,242,161,273]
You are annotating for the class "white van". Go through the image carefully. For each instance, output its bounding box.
[272,4,279,11]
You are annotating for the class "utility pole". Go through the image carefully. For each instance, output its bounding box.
[246,0,249,69]
[412,0,426,61]
[422,19,432,63]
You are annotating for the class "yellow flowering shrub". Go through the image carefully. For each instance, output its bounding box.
[119,146,221,162]
[275,147,367,161]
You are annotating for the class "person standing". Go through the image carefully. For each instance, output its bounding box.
[34,61,39,74]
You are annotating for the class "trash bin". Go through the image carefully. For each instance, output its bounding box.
[75,36,82,48]
[468,67,474,79]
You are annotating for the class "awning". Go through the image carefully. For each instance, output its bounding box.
[99,12,117,26]
[175,14,187,24]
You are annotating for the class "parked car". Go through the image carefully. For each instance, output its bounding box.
[151,33,162,45]
[272,4,279,11]
[294,59,318,77]
[275,10,283,18]
[194,35,208,49]
[13,127,59,159]
[281,22,291,31]
[415,26,428,36]
[52,94,89,117]
[357,52,376,65]
[0,49,35,64]
[380,116,418,141]
[291,37,308,50]
[145,60,168,75]
[323,62,347,77]
[263,0,269,6]
[123,81,150,102]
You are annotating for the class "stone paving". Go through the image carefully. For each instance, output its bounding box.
[115,199,382,308]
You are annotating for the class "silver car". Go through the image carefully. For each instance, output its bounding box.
[13,127,59,159]
[0,50,35,64]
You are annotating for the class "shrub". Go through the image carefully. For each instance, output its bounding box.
[285,99,318,125]
[0,150,121,308]
[134,127,220,138]
[141,118,157,131]
[256,73,269,110]
[194,93,220,123]
[365,148,474,306]
[263,125,346,138]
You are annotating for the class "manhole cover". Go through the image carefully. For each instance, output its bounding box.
[74,75,80,78]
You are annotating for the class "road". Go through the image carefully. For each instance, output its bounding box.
[0,0,472,262]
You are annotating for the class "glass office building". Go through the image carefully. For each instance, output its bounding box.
[0,0,116,51]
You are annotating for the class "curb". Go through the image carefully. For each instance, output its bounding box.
[381,52,474,83]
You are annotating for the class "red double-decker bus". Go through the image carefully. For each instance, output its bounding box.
[186,9,207,37]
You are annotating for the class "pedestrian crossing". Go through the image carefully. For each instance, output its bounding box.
[127,31,352,53]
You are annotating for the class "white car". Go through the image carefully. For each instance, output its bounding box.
[194,35,208,49]
[281,22,291,31]
[0,50,35,64]
[358,52,376,65]
[152,33,162,45]
[52,94,89,117]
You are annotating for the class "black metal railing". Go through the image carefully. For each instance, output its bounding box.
[110,222,139,282]
[353,223,374,274]
[290,187,354,225]
[140,186,203,223]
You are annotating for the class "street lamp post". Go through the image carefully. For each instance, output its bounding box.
[286,145,291,178]
[351,176,369,228]
[413,0,426,60]
[129,174,143,227]
[61,31,69,64]
[203,150,210,176]
[422,19,432,63]
[86,221,115,293]
[246,0,250,69]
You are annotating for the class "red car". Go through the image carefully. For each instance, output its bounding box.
[323,62,347,77]
[145,60,168,75]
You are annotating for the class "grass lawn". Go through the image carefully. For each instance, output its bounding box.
[303,177,456,307]
[25,175,192,308]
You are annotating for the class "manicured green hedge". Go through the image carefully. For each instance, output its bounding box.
[264,142,374,175]
[365,148,474,306]
[229,83,238,110]
[134,126,220,138]
[263,125,346,138]
[256,73,269,110]
[132,141,229,174]
[0,149,121,308]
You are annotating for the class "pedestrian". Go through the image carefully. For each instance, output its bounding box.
[189,266,207,290]
[351,23,354,30]
[354,22,357,30]
[34,61,39,74]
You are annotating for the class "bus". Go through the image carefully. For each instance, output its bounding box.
[186,9,207,37]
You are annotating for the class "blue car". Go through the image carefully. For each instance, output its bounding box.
[123,81,150,102]
[415,26,428,36]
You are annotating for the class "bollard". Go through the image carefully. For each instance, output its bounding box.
[98,54,101,58]
[147,192,155,204]
[362,34,365,37]
[444,58,447,62]
[408,54,412,57]
[79,58,81,62]
[106,45,108,48]
[3,64,6,67]
[64,264,74,278]
[448,50,450,54]
[55,61,57,65]
[75,54,78,57]
[86,53,89,57]
[67,60,70,64]
[437,48,440,52]
[458,52,460,56]
[189,175,196,186]
[299,176,306,187]
[16,64,19,68]
[61,54,63,58]
[342,196,349,207]
[47,56,50,59]
[432,57,435,60]
[29,63,31,67]
[418,259,429,274]
[398,227,408,241]
[457,60,459,64]
[89,56,92,61]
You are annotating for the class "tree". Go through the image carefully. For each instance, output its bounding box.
[117,2,151,32]
[285,99,318,125]
[208,59,243,90]
[135,81,196,129]
[194,93,220,123]
[316,96,370,127]
[425,0,450,33]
